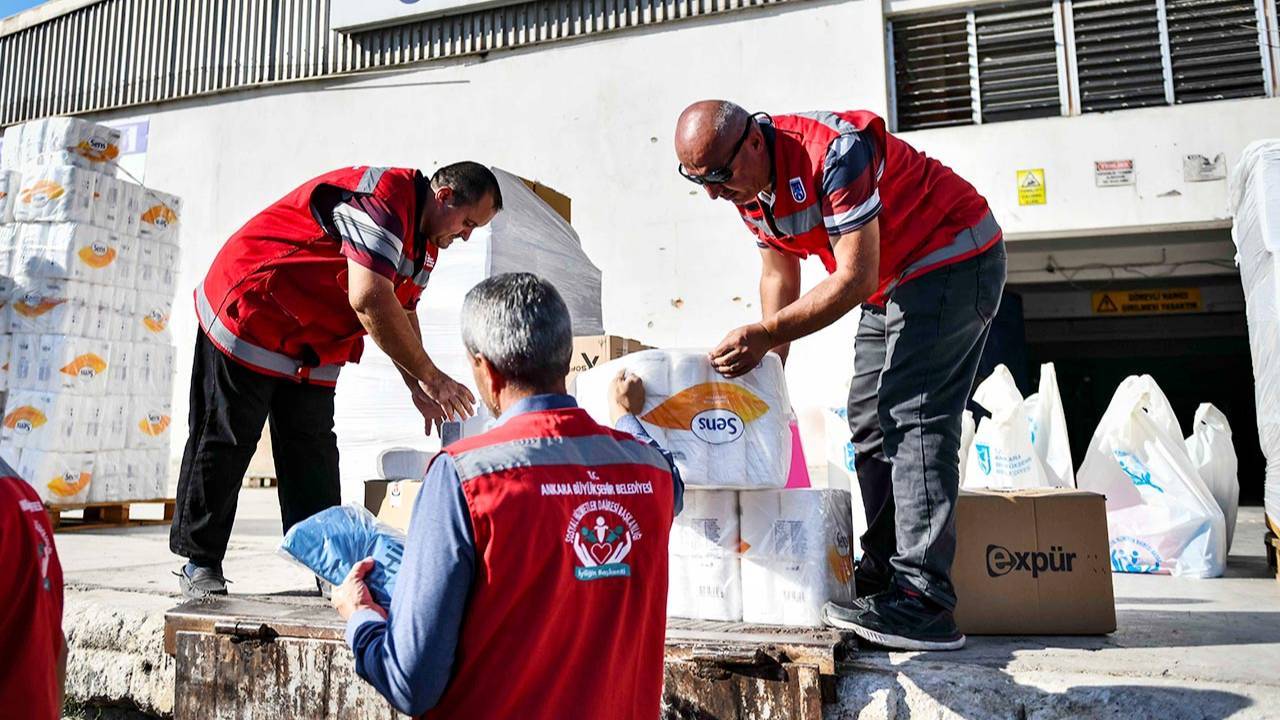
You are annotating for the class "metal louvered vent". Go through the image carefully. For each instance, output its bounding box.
[891,13,974,130]
[1071,0,1169,112]
[1165,0,1266,103]
[975,2,1064,122]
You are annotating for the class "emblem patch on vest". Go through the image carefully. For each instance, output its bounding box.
[565,499,641,581]
[789,177,807,203]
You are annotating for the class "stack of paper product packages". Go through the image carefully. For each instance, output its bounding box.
[575,350,856,626]
[0,117,181,506]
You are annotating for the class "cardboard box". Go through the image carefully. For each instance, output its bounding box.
[363,479,423,533]
[953,488,1116,635]
[519,177,571,224]
[566,335,650,390]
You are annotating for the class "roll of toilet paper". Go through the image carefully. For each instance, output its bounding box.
[666,554,743,622]
[739,489,856,626]
[7,334,40,390]
[88,449,124,502]
[9,277,95,336]
[101,394,131,450]
[12,118,121,174]
[17,448,95,505]
[575,350,792,489]
[137,188,182,240]
[670,489,739,557]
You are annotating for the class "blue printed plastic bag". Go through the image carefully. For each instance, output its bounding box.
[279,503,405,608]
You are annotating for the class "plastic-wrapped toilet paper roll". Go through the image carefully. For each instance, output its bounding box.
[666,554,742,622]
[739,489,856,627]
[13,165,98,223]
[576,350,792,489]
[137,188,182,240]
[670,489,740,557]
[133,291,172,342]
[17,449,95,505]
[101,394,131,450]
[126,394,172,449]
[38,334,112,396]
[9,278,95,336]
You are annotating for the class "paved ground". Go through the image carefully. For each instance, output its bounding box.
[57,488,1280,719]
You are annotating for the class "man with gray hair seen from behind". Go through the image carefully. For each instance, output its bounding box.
[332,272,684,719]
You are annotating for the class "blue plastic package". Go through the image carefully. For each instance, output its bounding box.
[279,503,405,608]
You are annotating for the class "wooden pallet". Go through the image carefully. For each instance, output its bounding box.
[242,475,278,489]
[47,498,176,532]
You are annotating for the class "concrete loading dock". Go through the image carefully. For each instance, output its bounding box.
[57,487,1280,720]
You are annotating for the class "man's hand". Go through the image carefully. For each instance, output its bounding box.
[418,372,476,422]
[332,557,388,622]
[409,384,449,436]
[709,323,773,378]
[609,370,646,424]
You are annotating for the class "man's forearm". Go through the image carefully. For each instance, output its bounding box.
[392,311,426,390]
[760,272,801,362]
[354,294,436,383]
[762,269,871,346]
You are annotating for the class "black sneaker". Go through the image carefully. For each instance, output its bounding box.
[176,562,229,599]
[823,584,965,651]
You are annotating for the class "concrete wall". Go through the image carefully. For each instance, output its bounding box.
[85,0,1278,473]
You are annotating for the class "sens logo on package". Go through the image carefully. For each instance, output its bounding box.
[19,180,66,206]
[3,406,48,433]
[61,353,107,380]
[143,309,169,333]
[13,292,67,318]
[141,204,178,229]
[73,137,120,164]
[78,240,118,268]
[139,411,171,436]
[642,383,768,445]
[48,470,91,498]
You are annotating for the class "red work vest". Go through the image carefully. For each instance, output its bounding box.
[196,166,434,386]
[738,111,1000,305]
[427,407,675,720]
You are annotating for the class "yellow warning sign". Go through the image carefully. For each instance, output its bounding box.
[1017,169,1046,206]
[1092,288,1202,316]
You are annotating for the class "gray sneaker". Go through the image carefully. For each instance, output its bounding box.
[176,563,229,599]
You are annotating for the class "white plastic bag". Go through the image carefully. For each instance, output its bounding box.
[1027,363,1075,488]
[1077,376,1226,577]
[964,365,1052,489]
[958,409,975,486]
[1185,404,1240,551]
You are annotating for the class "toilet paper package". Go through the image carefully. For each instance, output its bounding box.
[11,223,120,286]
[7,333,39,390]
[137,188,182,240]
[0,272,13,335]
[134,291,172,342]
[38,334,112,396]
[10,117,121,174]
[667,554,743,622]
[107,341,134,391]
[101,394,131,450]
[3,390,76,450]
[666,489,743,621]
[145,449,169,498]
[88,449,124,502]
[0,169,18,223]
[121,183,143,237]
[740,489,856,627]
[9,277,95,336]
[127,394,172,449]
[73,396,105,453]
[134,343,175,397]
[575,350,792,489]
[13,165,99,224]
[111,289,137,342]
[91,174,130,232]
[17,449,95,505]
[113,235,138,291]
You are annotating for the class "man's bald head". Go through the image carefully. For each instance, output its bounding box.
[675,100,749,167]
[674,99,772,204]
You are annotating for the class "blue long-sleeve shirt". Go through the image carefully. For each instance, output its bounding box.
[345,393,683,716]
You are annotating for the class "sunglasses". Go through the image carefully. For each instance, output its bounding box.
[677,113,762,186]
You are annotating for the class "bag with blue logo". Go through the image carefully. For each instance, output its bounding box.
[1077,375,1227,578]
[963,365,1052,490]
[278,503,406,607]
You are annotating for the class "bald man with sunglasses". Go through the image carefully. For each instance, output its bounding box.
[675,100,1006,651]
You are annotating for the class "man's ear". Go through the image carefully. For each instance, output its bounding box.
[435,186,454,205]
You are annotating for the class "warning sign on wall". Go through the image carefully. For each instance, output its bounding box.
[1017,169,1046,205]
[1095,159,1135,187]
[1092,288,1202,315]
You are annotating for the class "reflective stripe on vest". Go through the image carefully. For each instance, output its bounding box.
[195,283,342,383]
[883,210,1002,296]
[773,203,823,237]
[451,433,671,482]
